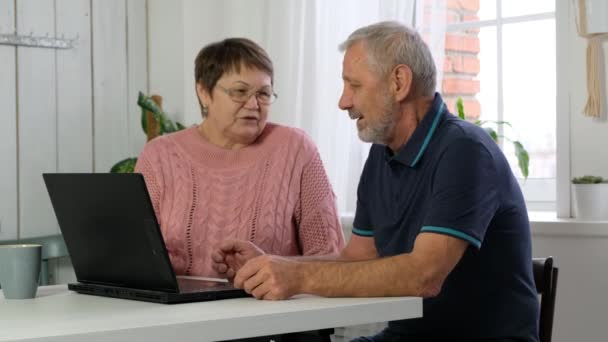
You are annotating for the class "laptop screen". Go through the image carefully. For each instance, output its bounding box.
[43,173,180,293]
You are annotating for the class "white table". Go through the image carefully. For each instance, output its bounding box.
[0,285,422,342]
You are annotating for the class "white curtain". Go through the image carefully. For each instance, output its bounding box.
[183,0,446,213]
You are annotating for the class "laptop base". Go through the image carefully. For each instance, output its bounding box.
[68,282,249,304]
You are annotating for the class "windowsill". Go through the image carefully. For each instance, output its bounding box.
[529,211,608,237]
[340,212,608,238]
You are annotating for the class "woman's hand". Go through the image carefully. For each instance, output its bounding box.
[211,240,265,279]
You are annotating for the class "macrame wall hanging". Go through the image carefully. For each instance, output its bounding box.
[573,0,608,118]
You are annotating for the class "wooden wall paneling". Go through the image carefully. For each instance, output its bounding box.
[56,0,93,173]
[92,0,129,172]
[127,0,148,158]
[0,0,18,240]
[17,0,59,238]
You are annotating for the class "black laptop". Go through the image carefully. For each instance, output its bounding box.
[43,173,249,304]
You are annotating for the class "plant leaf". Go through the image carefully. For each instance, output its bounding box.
[477,120,513,128]
[137,91,184,135]
[513,141,529,180]
[176,122,186,130]
[456,98,465,120]
[483,127,498,142]
[137,91,164,125]
[161,118,177,134]
[109,157,137,173]
[572,175,604,184]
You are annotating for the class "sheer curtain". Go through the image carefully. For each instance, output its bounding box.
[183,0,446,214]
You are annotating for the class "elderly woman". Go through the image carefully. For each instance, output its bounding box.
[135,38,344,278]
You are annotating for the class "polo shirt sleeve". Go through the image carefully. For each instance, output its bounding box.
[352,148,375,238]
[420,137,499,249]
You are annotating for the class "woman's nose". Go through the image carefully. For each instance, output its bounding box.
[243,93,260,109]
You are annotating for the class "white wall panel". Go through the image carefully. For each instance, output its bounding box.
[0,0,18,240]
[0,0,147,241]
[92,0,129,172]
[127,0,149,157]
[532,225,608,342]
[147,0,184,125]
[56,0,93,173]
[17,0,59,238]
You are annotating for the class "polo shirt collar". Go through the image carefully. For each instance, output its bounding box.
[385,92,446,167]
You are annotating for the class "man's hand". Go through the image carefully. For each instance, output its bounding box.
[233,255,302,300]
[211,240,265,279]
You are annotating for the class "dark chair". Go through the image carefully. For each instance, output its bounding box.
[223,328,333,342]
[533,257,559,342]
[276,329,333,342]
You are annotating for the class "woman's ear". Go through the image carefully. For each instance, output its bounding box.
[391,64,413,102]
[196,82,211,106]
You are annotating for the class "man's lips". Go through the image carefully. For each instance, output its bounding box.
[348,110,362,120]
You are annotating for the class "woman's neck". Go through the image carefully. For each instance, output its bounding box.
[197,121,248,150]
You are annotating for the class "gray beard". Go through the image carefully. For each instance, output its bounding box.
[357,98,398,145]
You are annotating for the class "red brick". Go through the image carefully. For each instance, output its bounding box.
[443,57,453,72]
[447,0,479,12]
[442,78,480,95]
[462,56,480,73]
[461,0,480,12]
[464,14,479,21]
[447,0,460,10]
[462,99,481,119]
[447,12,459,24]
[445,98,458,113]
[445,98,481,120]
[452,55,480,74]
[444,34,480,53]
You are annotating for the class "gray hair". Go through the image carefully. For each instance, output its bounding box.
[339,21,437,97]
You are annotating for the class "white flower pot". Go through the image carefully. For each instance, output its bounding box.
[572,183,608,220]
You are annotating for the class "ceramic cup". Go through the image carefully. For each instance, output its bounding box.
[0,244,42,299]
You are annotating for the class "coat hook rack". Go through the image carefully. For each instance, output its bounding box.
[0,33,77,49]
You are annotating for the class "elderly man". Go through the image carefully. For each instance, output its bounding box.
[213,21,539,342]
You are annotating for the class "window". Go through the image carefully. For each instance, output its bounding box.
[442,0,556,210]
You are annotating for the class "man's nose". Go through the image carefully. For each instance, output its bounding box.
[338,90,352,110]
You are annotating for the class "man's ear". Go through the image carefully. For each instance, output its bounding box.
[391,64,413,102]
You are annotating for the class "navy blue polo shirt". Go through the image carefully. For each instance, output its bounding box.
[353,93,539,341]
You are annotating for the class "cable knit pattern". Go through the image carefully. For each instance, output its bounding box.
[135,123,345,277]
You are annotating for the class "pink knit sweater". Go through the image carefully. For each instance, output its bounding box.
[135,123,344,277]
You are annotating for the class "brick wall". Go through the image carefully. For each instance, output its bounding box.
[442,0,481,120]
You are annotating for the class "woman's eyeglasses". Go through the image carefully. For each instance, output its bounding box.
[217,85,278,105]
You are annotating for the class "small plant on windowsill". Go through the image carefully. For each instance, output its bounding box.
[455,98,529,180]
[110,92,186,173]
[571,175,608,220]
[572,175,604,184]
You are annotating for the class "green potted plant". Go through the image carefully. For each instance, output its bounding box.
[571,175,608,220]
[456,98,529,180]
[110,92,185,173]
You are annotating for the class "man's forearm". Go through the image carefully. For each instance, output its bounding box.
[288,252,363,263]
[295,254,432,298]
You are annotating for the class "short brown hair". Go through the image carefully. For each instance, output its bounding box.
[194,38,274,95]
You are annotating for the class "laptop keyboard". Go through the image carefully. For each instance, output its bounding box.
[177,277,236,293]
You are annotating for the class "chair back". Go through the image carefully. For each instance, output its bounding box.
[533,257,559,342]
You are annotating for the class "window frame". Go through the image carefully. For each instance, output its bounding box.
[443,0,568,215]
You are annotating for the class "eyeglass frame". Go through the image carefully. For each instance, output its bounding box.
[216,84,278,105]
